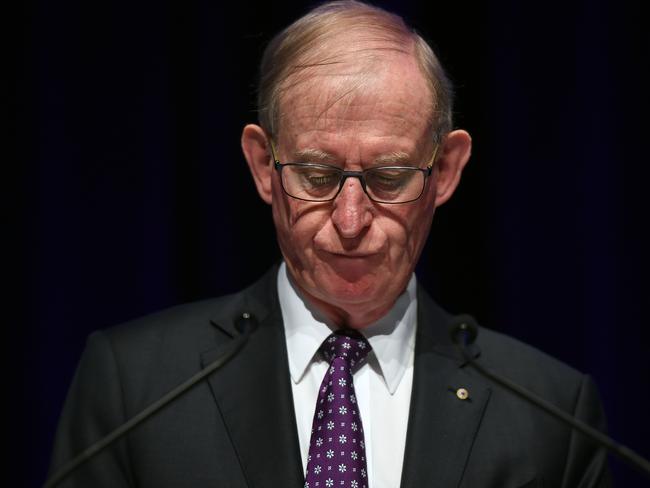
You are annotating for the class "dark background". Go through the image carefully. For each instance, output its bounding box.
[14,0,649,486]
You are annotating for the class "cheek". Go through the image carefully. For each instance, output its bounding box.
[382,205,434,266]
[272,191,329,263]
[378,203,431,243]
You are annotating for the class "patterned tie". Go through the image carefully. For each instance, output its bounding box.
[304,330,371,488]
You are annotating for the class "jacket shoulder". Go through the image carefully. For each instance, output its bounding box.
[470,327,600,420]
[101,265,279,351]
[476,325,585,391]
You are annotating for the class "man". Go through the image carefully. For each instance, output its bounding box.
[49,1,610,487]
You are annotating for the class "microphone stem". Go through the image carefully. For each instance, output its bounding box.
[44,335,248,488]
[456,344,650,478]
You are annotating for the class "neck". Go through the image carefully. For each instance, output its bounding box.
[286,271,409,329]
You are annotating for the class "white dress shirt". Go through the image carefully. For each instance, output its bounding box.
[277,262,417,488]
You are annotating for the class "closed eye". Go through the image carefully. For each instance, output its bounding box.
[307,173,339,187]
[366,169,415,189]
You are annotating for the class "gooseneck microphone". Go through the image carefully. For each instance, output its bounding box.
[44,312,258,488]
[450,315,650,478]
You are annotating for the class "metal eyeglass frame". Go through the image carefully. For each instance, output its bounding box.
[268,139,439,204]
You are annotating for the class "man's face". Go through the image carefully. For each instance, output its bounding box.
[268,53,439,327]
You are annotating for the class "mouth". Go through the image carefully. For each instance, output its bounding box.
[310,246,386,283]
[321,251,381,268]
[320,248,380,257]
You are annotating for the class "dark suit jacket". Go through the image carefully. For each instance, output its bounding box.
[49,267,610,487]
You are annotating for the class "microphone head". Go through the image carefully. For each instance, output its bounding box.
[234,311,259,335]
[450,314,479,346]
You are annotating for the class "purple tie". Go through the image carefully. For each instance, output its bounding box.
[304,331,371,488]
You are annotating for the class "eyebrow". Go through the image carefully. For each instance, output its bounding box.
[291,149,415,166]
[373,151,412,166]
[292,148,337,162]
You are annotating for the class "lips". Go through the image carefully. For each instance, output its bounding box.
[313,249,383,284]
[318,249,382,259]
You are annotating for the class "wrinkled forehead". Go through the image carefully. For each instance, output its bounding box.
[276,50,434,146]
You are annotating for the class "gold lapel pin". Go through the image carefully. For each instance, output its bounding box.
[456,388,469,400]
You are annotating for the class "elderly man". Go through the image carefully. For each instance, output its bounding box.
[49,2,610,487]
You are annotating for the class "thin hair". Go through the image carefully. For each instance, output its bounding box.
[257,0,454,144]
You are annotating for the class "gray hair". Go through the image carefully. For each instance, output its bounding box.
[257,0,454,144]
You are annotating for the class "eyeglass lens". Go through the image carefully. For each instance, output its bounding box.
[281,165,425,203]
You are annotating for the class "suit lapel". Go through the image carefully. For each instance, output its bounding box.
[197,269,490,487]
[200,269,304,488]
[400,288,491,488]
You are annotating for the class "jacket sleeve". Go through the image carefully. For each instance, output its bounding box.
[47,330,135,487]
[560,374,611,488]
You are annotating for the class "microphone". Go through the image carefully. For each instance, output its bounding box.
[43,312,257,488]
[449,315,650,478]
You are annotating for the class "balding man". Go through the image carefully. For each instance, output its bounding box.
[49,2,610,487]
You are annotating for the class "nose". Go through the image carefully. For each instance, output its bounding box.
[331,177,373,239]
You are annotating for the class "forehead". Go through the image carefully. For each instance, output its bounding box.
[277,52,433,156]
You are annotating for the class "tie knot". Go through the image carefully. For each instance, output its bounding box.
[321,330,371,368]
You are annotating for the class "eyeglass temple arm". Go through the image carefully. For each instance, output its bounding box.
[268,137,280,164]
[426,145,439,173]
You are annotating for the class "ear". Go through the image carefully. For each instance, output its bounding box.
[433,129,472,208]
[241,124,274,205]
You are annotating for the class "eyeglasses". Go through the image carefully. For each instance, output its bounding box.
[269,140,438,204]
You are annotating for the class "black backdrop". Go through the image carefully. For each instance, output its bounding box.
[15,0,649,486]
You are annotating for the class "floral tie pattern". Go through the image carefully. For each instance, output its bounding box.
[304,330,371,488]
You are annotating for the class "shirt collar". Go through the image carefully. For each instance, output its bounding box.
[278,262,417,395]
